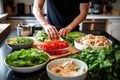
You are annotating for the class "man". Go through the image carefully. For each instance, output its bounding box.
[33,0,90,39]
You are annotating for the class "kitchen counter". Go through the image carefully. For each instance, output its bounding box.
[8,15,36,20]
[86,14,120,19]
[0,24,10,34]
[0,30,120,80]
[7,14,120,20]
[0,13,8,21]
[0,24,11,43]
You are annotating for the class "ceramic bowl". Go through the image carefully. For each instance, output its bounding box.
[46,58,88,80]
[37,40,70,55]
[5,60,48,73]
[4,49,50,73]
[74,37,112,50]
[37,45,70,55]
[6,37,34,50]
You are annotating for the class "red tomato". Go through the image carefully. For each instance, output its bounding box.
[38,40,69,55]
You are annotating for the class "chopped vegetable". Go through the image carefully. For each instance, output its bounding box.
[5,49,49,67]
[34,31,63,42]
[64,31,84,46]
[34,31,49,42]
[7,37,33,44]
[38,40,69,55]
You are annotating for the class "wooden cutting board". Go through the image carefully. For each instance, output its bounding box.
[31,37,80,60]
[49,47,80,60]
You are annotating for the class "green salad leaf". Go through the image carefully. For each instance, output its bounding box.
[34,31,49,42]
[64,31,84,46]
[8,37,33,44]
[14,37,33,44]
[5,49,49,67]
[67,45,120,80]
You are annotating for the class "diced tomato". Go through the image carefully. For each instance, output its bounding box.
[38,40,69,55]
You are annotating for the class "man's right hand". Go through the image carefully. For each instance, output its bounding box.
[44,24,60,40]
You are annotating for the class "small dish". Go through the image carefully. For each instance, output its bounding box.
[6,37,34,50]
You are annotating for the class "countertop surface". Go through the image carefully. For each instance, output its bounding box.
[7,14,120,20]
[0,24,10,34]
[0,30,120,80]
[86,14,120,19]
[0,13,8,21]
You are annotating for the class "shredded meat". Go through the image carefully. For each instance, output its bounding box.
[79,34,111,46]
[50,60,85,77]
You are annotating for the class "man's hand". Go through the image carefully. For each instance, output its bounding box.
[44,24,60,40]
[59,27,71,38]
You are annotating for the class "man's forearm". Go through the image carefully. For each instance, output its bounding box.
[33,0,50,27]
[68,10,88,30]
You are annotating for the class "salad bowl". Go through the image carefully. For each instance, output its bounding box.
[4,49,50,73]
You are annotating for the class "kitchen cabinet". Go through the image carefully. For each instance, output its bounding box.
[80,19,106,31]
[106,19,120,41]
[4,17,42,31]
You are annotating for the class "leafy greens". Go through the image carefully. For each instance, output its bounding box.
[64,31,84,46]
[6,49,49,67]
[67,45,120,80]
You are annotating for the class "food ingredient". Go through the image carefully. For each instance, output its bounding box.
[38,40,69,55]
[79,34,111,46]
[34,31,63,41]
[68,45,120,80]
[34,31,49,42]
[64,31,84,46]
[39,40,69,49]
[7,37,33,44]
[5,49,49,67]
[50,60,85,77]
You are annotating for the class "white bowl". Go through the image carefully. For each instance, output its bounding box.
[46,58,88,80]
[4,61,48,73]
[4,49,50,73]
[74,37,112,50]
[6,37,34,50]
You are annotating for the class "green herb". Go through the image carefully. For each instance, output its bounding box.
[6,49,49,67]
[67,45,120,80]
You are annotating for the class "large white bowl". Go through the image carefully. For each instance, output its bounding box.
[4,50,50,73]
[74,37,112,50]
[46,58,88,80]
[4,60,48,73]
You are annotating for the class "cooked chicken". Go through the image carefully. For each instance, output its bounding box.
[79,34,111,46]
